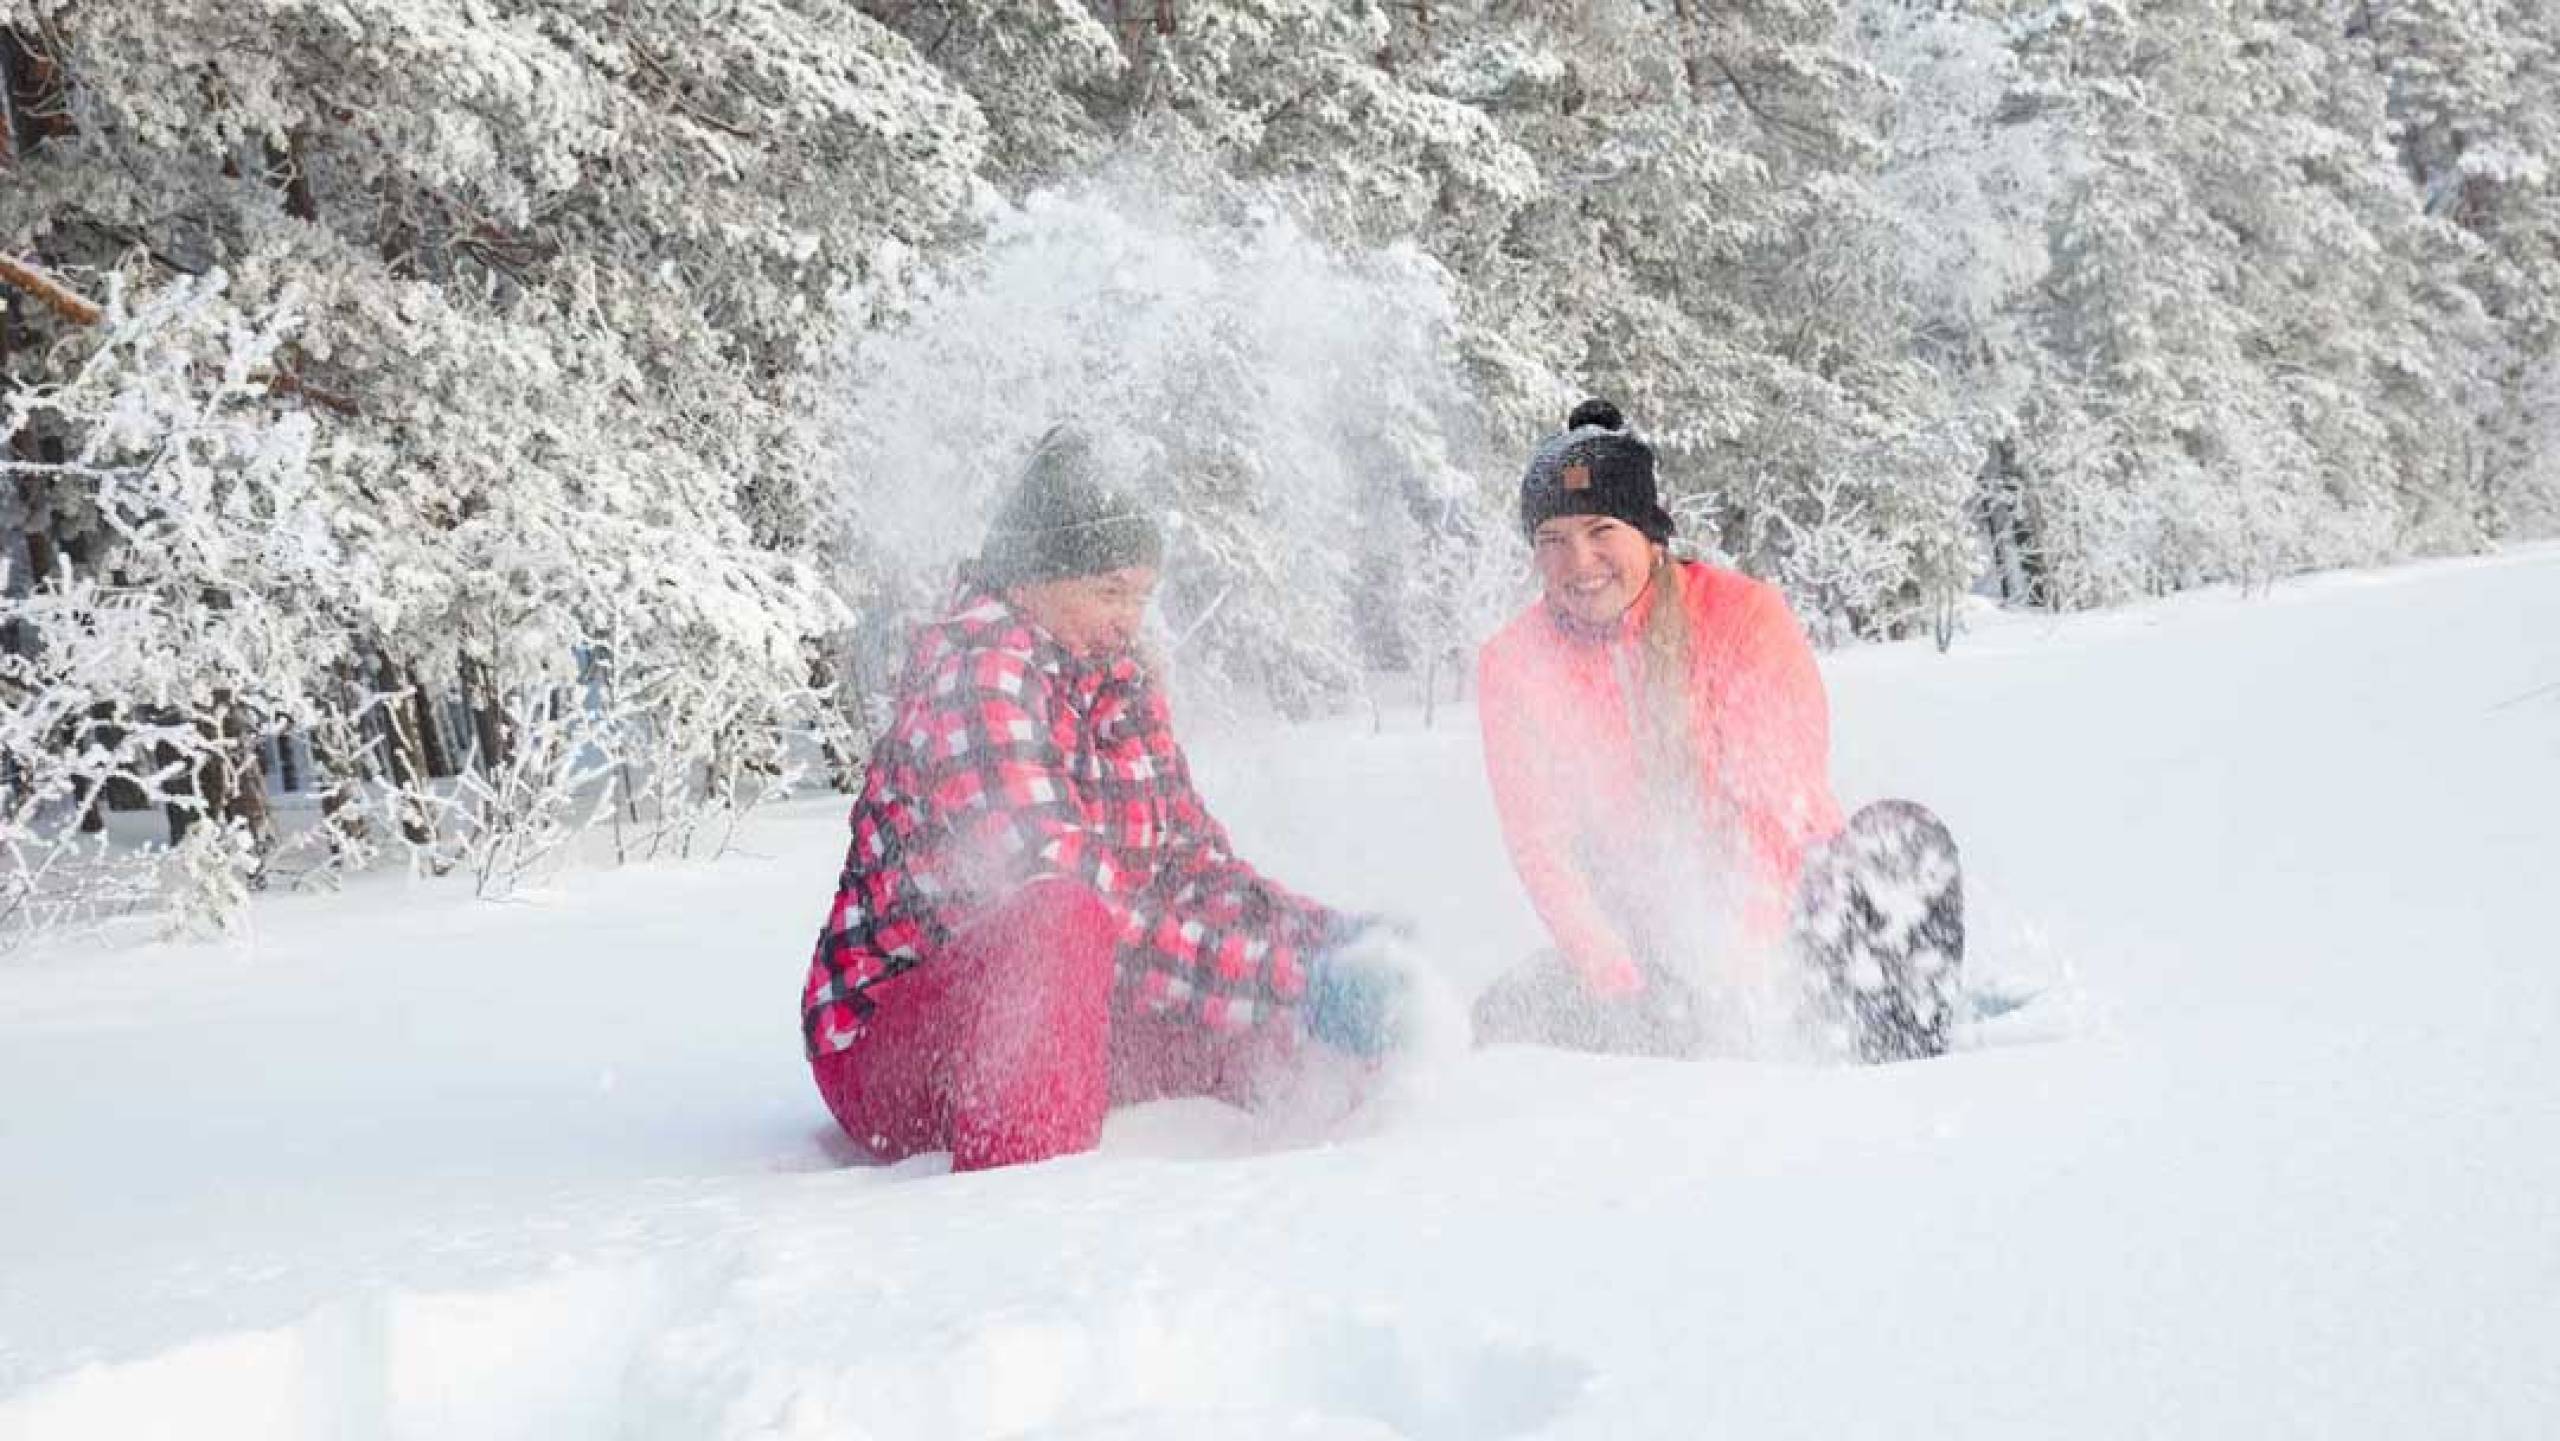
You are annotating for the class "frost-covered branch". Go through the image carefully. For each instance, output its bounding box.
[0,253,102,326]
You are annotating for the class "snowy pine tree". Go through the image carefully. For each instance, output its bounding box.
[3,0,2556,938]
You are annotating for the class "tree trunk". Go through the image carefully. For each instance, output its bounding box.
[3,25,47,163]
[460,653,510,772]
[72,701,124,833]
[0,29,17,165]
[378,657,438,845]
[1670,0,1708,100]
[213,694,274,877]
[6,434,62,685]
[2,25,72,154]
[156,721,199,847]
[306,705,372,863]
[1109,0,1162,117]
[404,664,456,779]
[1978,437,2046,608]
[265,134,319,224]
[4,304,67,616]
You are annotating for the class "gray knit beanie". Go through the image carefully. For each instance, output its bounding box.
[977,425,1165,585]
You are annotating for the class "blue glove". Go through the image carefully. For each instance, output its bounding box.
[1302,924,1416,1059]
[1316,910,1416,951]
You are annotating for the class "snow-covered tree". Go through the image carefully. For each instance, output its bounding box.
[1,0,984,925]
[1969,0,2502,602]
[4,0,2555,943]
[2362,0,2560,538]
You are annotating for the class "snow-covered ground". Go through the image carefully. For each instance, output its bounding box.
[5,547,2557,1440]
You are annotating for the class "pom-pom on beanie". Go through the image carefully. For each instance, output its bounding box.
[1517,399,1674,544]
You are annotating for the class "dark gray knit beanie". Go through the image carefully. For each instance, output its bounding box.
[1518,399,1675,544]
[977,425,1165,586]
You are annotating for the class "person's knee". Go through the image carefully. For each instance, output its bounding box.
[1850,799,1953,852]
[945,886,1118,1171]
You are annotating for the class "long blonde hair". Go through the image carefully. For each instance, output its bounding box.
[1626,549,1769,1007]
[1633,551,1706,805]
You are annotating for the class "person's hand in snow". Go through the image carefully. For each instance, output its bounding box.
[1302,914,1421,1059]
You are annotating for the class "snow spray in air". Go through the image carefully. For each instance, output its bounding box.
[814,161,1504,717]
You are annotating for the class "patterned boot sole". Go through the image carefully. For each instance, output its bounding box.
[1801,800,1965,1063]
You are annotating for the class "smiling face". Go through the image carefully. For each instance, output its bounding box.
[1532,515,1659,626]
[1007,565,1160,659]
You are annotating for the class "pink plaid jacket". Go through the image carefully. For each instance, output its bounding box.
[801,585,1342,1058]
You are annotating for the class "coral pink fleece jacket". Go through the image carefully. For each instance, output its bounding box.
[1476,561,1844,996]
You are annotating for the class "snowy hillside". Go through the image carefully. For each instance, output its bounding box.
[5,547,2558,1440]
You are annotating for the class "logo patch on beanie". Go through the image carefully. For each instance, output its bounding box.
[1562,462,1592,491]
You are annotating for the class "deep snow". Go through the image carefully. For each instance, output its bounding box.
[4,546,2557,1439]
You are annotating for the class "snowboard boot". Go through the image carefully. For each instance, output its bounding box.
[1794,799,1965,1062]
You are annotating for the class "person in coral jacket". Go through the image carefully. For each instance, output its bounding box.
[1471,401,1964,1062]
[802,427,1412,1172]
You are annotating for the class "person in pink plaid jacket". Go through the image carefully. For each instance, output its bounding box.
[802,428,1410,1172]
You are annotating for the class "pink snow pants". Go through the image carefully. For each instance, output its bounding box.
[810,880,1292,1172]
